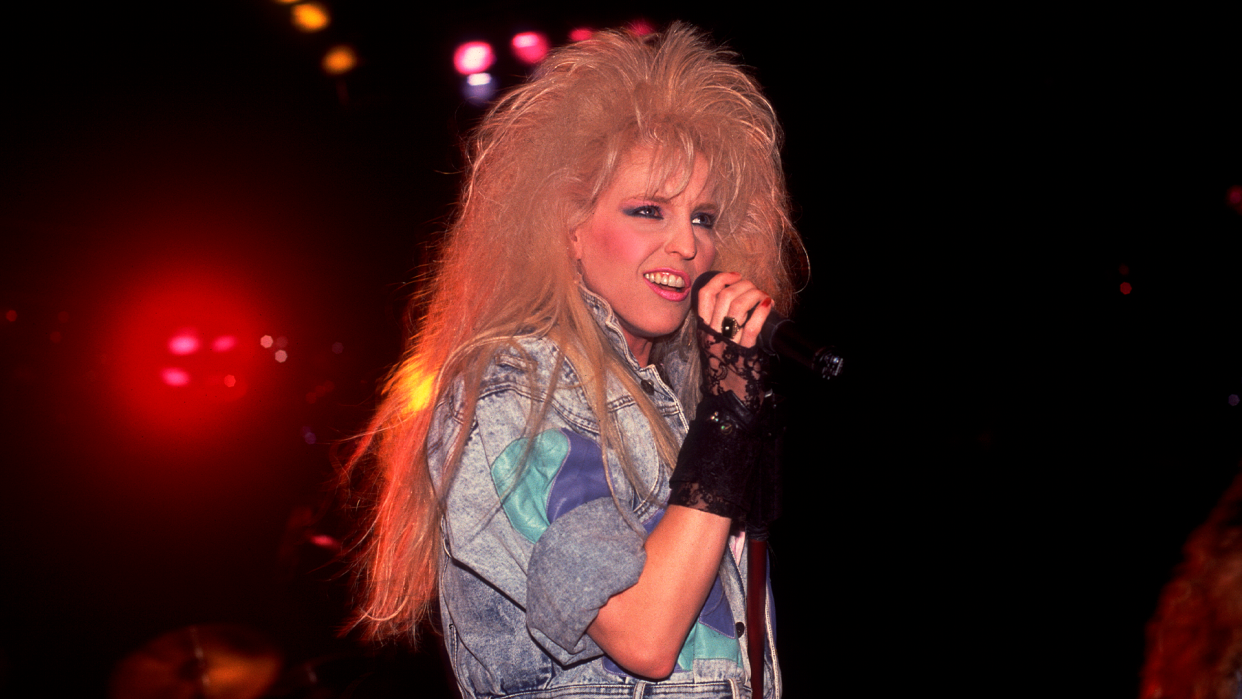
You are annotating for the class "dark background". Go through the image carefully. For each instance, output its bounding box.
[2,3,1240,696]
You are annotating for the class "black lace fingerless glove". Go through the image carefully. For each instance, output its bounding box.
[668,321,775,522]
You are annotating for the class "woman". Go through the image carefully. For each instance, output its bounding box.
[348,24,801,698]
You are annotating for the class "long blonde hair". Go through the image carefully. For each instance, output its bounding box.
[345,22,803,644]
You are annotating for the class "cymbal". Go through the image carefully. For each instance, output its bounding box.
[109,623,282,699]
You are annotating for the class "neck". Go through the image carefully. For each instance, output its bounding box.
[624,332,652,367]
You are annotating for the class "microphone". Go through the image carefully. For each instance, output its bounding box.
[691,271,843,381]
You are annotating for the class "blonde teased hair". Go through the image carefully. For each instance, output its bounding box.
[346,23,803,643]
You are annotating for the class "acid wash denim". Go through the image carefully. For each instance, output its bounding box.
[428,287,780,699]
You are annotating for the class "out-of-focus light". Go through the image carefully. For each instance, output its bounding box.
[260,334,274,348]
[511,31,549,65]
[305,391,317,404]
[454,41,495,75]
[398,361,435,417]
[1120,282,1132,295]
[1229,394,1240,407]
[628,19,654,36]
[323,45,356,76]
[1228,185,1242,207]
[309,533,340,549]
[4,310,15,322]
[292,3,330,32]
[464,73,496,105]
[223,374,237,388]
[58,311,69,323]
[301,425,316,444]
[274,349,288,363]
[168,331,200,356]
[274,0,298,4]
[331,341,343,354]
[50,331,62,343]
[161,368,191,387]
[569,27,593,42]
[1118,263,1129,276]
[212,335,236,352]
[275,336,288,349]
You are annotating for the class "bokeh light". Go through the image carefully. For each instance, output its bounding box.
[511,31,549,65]
[323,45,357,76]
[1120,282,1132,295]
[168,330,200,356]
[331,341,343,354]
[161,367,191,387]
[5,310,15,322]
[260,334,274,348]
[454,41,495,75]
[628,19,654,36]
[464,73,496,105]
[291,3,330,32]
[274,349,288,363]
[569,27,594,42]
[109,270,265,439]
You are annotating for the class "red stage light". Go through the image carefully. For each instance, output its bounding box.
[511,31,549,65]
[168,330,200,356]
[454,41,495,75]
[628,19,654,36]
[161,367,191,387]
[109,270,265,438]
[569,28,593,42]
[5,310,16,322]
[1120,282,1132,295]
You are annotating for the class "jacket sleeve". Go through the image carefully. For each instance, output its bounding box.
[436,385,648,666]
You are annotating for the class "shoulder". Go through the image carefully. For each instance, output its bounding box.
[474,335,599,435]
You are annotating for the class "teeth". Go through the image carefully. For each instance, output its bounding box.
[644,272,685,288]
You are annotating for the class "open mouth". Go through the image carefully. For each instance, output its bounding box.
[643,271,686,291]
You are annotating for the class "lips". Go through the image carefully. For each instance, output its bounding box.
[642,269,689,301]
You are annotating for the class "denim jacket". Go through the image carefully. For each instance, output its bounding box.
[429,288,780,698]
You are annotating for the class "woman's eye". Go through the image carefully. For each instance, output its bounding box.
[625,205,662,219]
[692,212,716,229]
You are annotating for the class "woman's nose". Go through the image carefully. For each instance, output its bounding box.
[665,219,697,260]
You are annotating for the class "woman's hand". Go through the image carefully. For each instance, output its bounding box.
[693,271,773,412]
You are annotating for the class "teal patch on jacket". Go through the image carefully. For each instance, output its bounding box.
[491,430,570,543]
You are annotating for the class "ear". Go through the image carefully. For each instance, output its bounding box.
[568,227,583,261]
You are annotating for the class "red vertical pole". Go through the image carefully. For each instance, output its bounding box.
[747,539,767,697]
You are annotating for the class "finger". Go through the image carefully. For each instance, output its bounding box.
[734,296,773,349]
[719,288,769,348]
[710,279,757,329]
[695,271,741,325]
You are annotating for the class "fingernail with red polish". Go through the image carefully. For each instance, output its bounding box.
[761,298,773,308]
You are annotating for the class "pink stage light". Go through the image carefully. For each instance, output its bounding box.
[168,330,200,356]
[454,41,495,75]
[212,335,237,352]
[161,367,191,387]
[511,31,549,65]
[569,27,593,42]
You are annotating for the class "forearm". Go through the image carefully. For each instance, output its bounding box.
[586,504,731,678]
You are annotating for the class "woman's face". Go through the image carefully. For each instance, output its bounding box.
[571,147,718,364]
